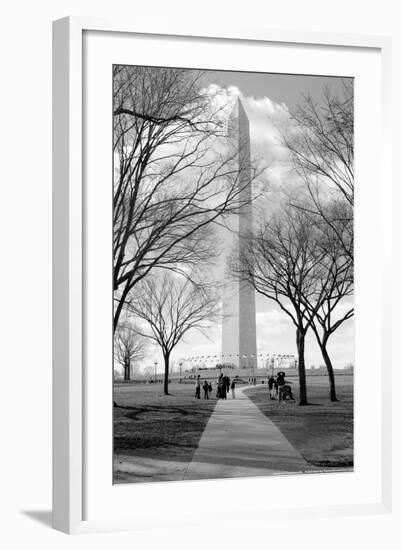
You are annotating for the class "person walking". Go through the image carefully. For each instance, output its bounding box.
[203,379,209,399]
[230,379,236,399]
[225,375,230,395]
[217,373,223,398]
[195,375,201,399]
[220,373,227,400]
[276,371,286,387]
[276,371,295,402]
[268,375,276,400]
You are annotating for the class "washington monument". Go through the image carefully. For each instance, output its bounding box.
[221,98,257,369]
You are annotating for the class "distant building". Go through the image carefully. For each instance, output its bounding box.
[221,99,257,370]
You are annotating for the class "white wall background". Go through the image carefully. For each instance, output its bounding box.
[0,1,399,548]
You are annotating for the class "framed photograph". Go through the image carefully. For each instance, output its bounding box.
[52,17,392,534]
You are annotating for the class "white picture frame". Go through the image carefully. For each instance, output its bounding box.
[52,16,392,534]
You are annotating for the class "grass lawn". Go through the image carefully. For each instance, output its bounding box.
[114,382,217,464]
[244,374,353,469]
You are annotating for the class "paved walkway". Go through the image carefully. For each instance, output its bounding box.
[184,385,314,480]
[114,385,315,483]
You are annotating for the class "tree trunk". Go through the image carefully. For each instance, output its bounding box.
[319,338,338,402]
[163,352,170,395]
[296,328,308,405]
[124,360,131,381]
[113,282,131,333]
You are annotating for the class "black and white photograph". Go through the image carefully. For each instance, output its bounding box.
[1,0,398,544]
[112,65,354,484]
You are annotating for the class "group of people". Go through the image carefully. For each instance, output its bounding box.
[216,373,236,399]
[194,376,212,399]
[194,373,236,400]
[267,371,295,402]
[194,370,294,403]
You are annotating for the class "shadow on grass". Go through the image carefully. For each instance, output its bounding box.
[115,402,216,420]
[115,404,198,419]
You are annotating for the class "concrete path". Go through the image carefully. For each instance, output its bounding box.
[114,385,316,483]
[184,385,315,480]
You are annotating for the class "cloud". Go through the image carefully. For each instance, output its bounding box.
[201,84,301,215]
[203,83,290,160]
[243,94,291,168]
[256,309,292,337]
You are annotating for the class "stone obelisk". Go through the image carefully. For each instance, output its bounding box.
[221,98,257,369]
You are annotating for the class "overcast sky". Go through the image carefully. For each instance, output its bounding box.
[137,70,354,373]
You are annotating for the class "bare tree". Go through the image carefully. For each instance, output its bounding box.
[127,272,220,395]
[113,66,262,330]
[238,202,353,403]
[283,81,354,261]
[114,321,148,380]
[237,209,325,405]
[278,82,354,398]
[301,223,354,401]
